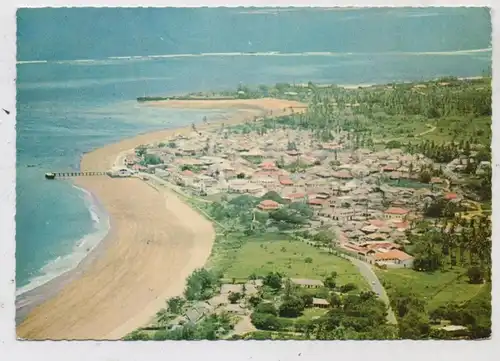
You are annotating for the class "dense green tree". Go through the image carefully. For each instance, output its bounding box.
[386,140,402,149]
[135,145,147,157]
[323,272,338,289]
[155,308,172,327]
[262,272,283,290]
[228,292,243,304]
[467,266,484,284]
[260,191,285,204]
[392,291,426,318]
[300,293,314,308]
[124,330,151,341]
[399,310,431,339]
[142,153,162,165]
[329,293,342,308]
[339,283,357,293]
[418,170,432,184]
[255,302,278,316]
[248,295,261,308]
[312,230,335,246]
[166,296,186,314]
[184,268,218,301]
[279,295,305,318]
[250,312,280,331]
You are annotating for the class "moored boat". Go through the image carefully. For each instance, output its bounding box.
[45,172,56,180]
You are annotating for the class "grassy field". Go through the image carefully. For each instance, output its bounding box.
[223,237,369,290]
[368,114,490,145]
[425,115,491,144]
[370,117,431,142]
[375,267,484,310]
[297,307,328,321]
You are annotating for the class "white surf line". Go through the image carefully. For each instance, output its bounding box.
[17,47,492,65]
[16,60,48,64]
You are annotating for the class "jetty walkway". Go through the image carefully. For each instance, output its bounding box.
[44,171,108,179]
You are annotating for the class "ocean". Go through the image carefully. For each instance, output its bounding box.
[15,7,491,295]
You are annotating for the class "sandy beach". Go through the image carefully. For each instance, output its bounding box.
[16,97,306,340]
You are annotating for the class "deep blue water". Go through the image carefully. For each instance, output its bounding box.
[15,7,491,293]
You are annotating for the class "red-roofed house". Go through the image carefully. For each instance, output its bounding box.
[279,177,294,186]
[283,192,307,203]
[259,161,278,171]
[444,193,458,201]
[371,249,414,268]
[181,170,195,177]
[342,243,370,255]
[362,242,401,251]
[173,169,197,186]
[392,221,410,231]
[257,199,280,211]
[384,207,410,220]
[307,199,326,208]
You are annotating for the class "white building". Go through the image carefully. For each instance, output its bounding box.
[383,207,410,220]
[108,167,133,178]
[332,208,355,221]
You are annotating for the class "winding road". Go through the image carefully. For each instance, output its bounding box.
[345,255,398,325]
[314,241,398,325]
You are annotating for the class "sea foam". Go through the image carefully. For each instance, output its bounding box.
[16,47,492,66]
[15,185,110,297]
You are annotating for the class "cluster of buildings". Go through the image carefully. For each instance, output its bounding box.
[168,280,262,331]
[167,278,332,332]
[122,125,463,269]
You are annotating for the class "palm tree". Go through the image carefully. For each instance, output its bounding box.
[475,216,491,269]
[448,231,459,267]
[457,231,468,266]
[440,224,452,267]
[468,219,479,265]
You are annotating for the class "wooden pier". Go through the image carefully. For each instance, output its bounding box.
[45,171,107,179]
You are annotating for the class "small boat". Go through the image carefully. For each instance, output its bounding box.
[45,172,56,180]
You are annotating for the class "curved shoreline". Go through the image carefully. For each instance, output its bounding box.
[16,98,306,340]
[15,184,110,299]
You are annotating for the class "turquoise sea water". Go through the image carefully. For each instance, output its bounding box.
[15,7,491,295]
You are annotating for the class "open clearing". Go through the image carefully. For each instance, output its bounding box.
[375,267,484,310]
[223,238,369,290]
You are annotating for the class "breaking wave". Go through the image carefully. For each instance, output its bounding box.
[17,47,492,65]
[15,185,110,297]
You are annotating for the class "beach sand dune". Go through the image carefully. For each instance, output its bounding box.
[147,97,307,112]
[17,98,306,340]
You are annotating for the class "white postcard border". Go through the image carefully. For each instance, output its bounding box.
[0,1,497,360]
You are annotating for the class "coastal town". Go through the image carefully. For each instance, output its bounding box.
[120,125,433,267]
[114,78,492,341]
[116,110,489,271]
[12,7,493,352]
